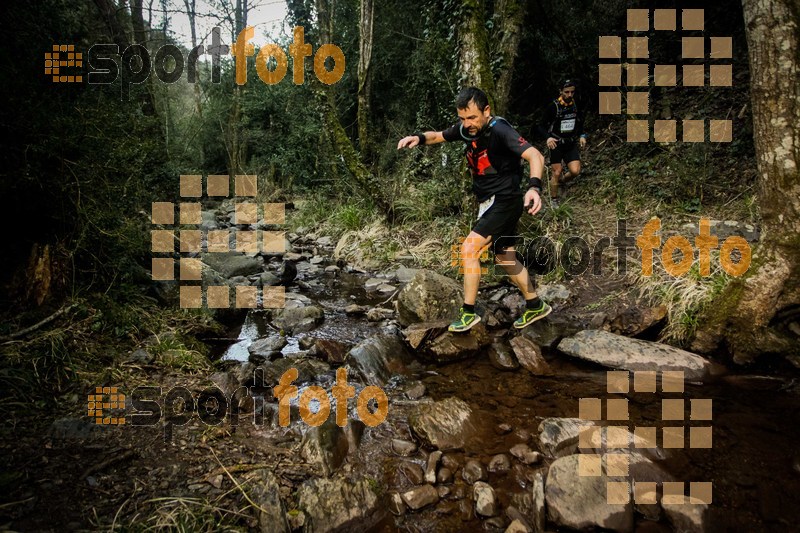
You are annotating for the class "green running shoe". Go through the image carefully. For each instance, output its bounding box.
[513,301,552,329]
[448,307,482,332]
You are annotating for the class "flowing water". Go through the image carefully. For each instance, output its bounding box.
[218,269,800,531]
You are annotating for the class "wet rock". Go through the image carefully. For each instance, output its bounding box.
[537,284,570,302]
[249,336,288,358]
[538,418,596,458]
[409,397,478,451]
[489,342,520,370]
[662,497,708,532]
[249,469,289,533]
[396,266,419,283]
[201,252,263,278]
[545,454,633,532]
[510,444,542,465]
[344,304,367,315]
[441,454,459,471]
[397,462,426,485]
[521,316,577,350]
[426,323,491,362]
[346,334,412,386]
[405,381,426,400]
[485,516,508,529]
[200,210,218,230]
[317,236,333,246]
[126,348,153,364]
[425,450,442,483]
[366,307,394,322]
[462,459,488,484]
[391,438,418,456]
[298,475,384,532]
[485,312,501,328]
[401,484,440,510]
[209,370,242,401]
[558,330,715,381]
[324,265,340,273]
[344,420,365,455]
[273,305,324,334]
[514,429,531,443]
[509,337,552,376]
[264,356,331,386]
[389,493,407,516]
[502,293,525,315]
[286,509,306,530]
[284,252,303,261]
[300,417,350,476]
[402,320,451,350]
[488,454,511,473]
[437,467,453,484]
[494,423,512,436]
[404,319,491,362]
[474,481,498,517]
[531,472,545,533]
[310,256,325,265]
[377,283,396,293]
[364,278,384,291]
[609,305,668,337]
[260,271,280,286]
[397,270,462,326]
[437,485,451,499]
[505,518,531,533]
[313,339,350,364]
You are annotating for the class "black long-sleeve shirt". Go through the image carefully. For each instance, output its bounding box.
[536,97,585,141]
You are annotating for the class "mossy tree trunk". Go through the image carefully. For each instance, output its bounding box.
[357,0,374,162]
[692,0,800,363]
[492,0,526,116]
[314,0,389,213]
[458,0,495,105]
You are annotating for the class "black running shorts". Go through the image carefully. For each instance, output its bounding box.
[550,140,581,165]
[472,194,523,253]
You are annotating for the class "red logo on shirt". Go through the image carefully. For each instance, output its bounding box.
[518,136,526,146]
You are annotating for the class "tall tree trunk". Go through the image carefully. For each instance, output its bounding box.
[313,0,390,214]
[458,0,495,103]
[184,0,204,164]
[357,0,374,161]
[229,0,247,175]
[492,0,526,116]
[130,0,148,45]
[692,0,800,363]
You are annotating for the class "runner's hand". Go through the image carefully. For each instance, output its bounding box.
[397,136,420,149]
[524,189,542,216]
[547,137,558,150]
[579,137,586,149]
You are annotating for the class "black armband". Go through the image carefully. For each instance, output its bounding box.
[528,177,543,193]
[415,132,426,145]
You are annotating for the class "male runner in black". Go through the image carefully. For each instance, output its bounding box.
[537,80,587,206]
[397,87,552,332]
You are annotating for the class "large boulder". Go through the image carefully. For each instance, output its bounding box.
[201,252,263,279]
[403,320,491,363]
[301,417,350,477]
[248,469,290,533]
[557,330,716,381]
[538,418,596,458]
[273,304,324,334]
[408,397,478,451]
[545,454,633,532]
[509,337,552,375]
[397,270,462,326]
[297,475,384,532]
[346,334,412,386]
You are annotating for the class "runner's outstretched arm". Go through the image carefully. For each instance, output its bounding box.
[397,131,446,149]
